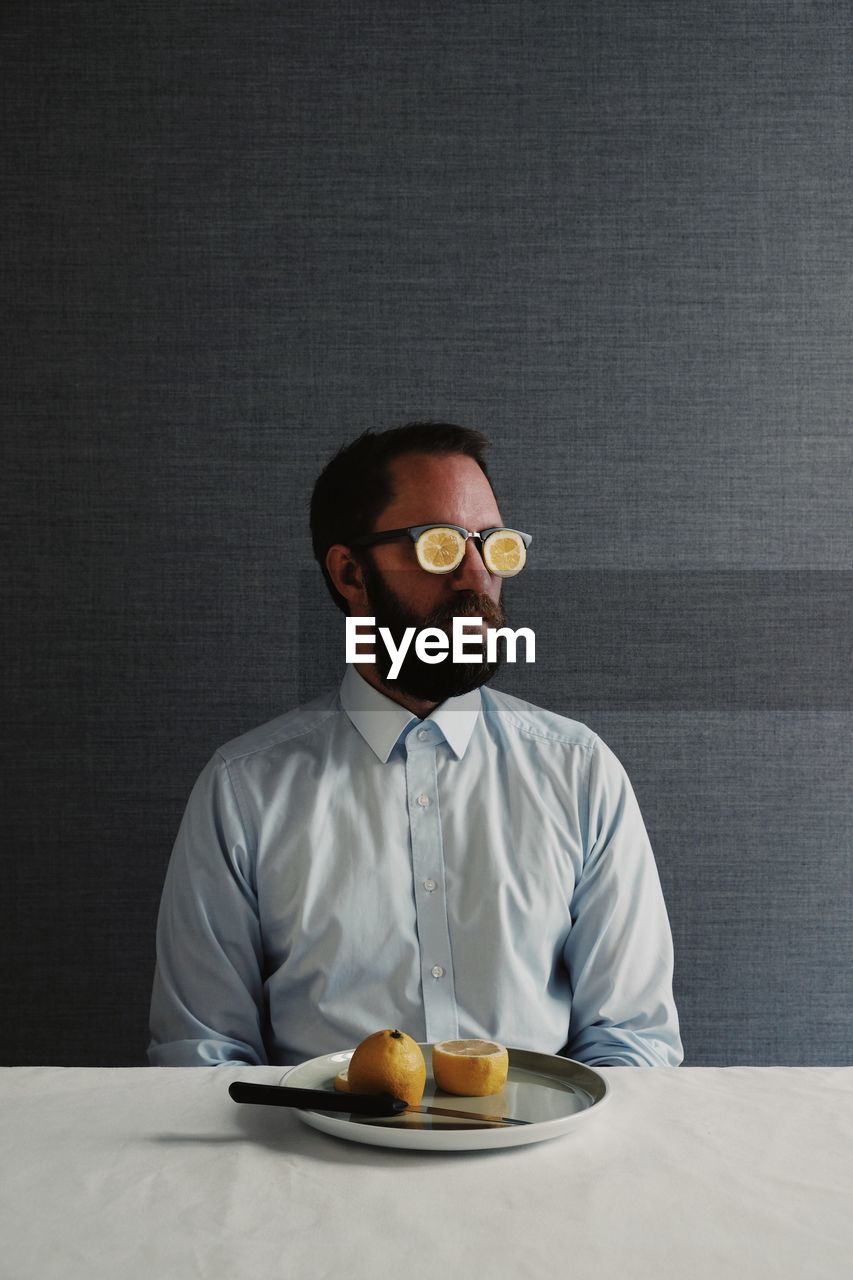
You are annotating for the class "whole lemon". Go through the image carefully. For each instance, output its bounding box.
[346,1029,427,1106]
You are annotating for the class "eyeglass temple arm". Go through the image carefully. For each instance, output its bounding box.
[347,528,412,548]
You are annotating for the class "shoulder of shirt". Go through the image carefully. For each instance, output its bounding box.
[480,686,600,752]
[210,688,343,767]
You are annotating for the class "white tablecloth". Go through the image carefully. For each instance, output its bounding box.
[2,1065,851,1279]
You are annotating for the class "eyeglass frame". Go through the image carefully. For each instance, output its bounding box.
[347,522,532,573]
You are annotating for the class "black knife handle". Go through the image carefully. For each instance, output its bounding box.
[229,1081,407,1115]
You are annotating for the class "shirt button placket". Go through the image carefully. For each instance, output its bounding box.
[405,726,458,1043]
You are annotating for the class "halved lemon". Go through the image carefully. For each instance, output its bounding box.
[483,531,525,577]
[415,527,464,573]
[432,1038,509,1096]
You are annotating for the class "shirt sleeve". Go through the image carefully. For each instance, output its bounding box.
[147,753,267,1067]
[563,736,683,1067]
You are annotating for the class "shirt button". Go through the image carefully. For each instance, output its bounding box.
[416,793,430,808]
[423,879,437,892]
[417,729,429,741]
[431,965,444,979]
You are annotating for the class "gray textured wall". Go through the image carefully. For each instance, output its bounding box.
[3,2,851,1066]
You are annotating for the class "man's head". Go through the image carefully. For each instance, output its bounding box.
[311,422,512,702]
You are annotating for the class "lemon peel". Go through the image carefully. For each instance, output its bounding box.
[346,1029,426,1106]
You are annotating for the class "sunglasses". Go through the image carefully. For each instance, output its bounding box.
[349,523,532,577]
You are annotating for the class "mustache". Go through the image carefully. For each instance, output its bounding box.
[425,593,506,629]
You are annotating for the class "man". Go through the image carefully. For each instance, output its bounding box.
[148,422,682,1068]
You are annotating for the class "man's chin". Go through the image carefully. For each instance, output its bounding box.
[379,659,501,703]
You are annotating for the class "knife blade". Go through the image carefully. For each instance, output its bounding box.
[228,1081,529,1126]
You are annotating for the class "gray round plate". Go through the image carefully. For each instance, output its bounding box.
[280,1044,610,1151]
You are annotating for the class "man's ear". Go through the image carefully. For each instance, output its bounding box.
[325,544,369,611]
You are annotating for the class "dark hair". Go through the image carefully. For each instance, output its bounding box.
[310,421,493,613]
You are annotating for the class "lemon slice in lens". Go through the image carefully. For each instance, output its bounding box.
[483,531,525,576]
[416,527,464,573]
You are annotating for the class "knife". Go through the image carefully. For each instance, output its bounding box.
[228,1081,529,1126]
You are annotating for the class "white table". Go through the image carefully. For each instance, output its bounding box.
[2,1064,851,1278]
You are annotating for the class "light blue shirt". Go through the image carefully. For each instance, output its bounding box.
[148,666,683,1068]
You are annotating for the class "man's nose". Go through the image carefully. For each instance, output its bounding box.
[450,537,493,592]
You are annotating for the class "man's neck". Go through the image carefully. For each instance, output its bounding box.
[354,662,439,720]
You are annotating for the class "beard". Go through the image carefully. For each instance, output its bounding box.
[359,560,508,703]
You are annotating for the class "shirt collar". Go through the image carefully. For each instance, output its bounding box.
[339,665,482,763]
